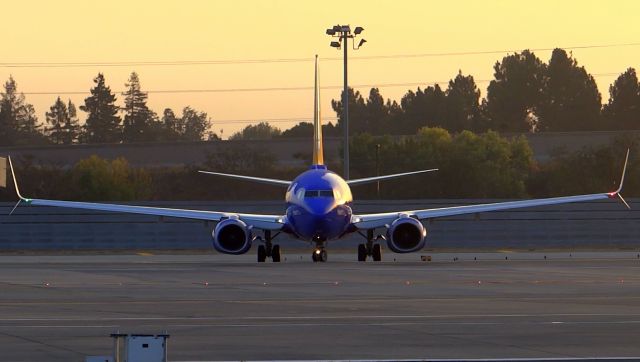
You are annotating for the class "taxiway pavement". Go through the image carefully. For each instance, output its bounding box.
[1,252,640,361]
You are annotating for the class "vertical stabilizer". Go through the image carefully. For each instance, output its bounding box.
[312,55,324,166]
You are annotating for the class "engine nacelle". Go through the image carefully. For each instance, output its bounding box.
[386,216,427,253]
[212,218,252,255]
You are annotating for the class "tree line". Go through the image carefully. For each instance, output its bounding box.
[2,47,640,146]
[2,127,637,201]
[0,73,216,146]
[233,48,640,140]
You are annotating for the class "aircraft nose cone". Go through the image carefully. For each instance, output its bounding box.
[306,200,335,216]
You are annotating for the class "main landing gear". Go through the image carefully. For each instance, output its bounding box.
[357,229,383,262]
[257,230,281,263]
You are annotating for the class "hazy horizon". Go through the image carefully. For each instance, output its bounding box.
[2,0,639,138]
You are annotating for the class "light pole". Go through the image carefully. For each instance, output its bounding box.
[375,143,380,198]
[326,25,366,180]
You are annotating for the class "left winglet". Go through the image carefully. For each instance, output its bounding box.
[607,148,630,209]
[7,156,30,215]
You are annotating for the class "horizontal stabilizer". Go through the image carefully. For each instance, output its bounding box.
[346,168,438,186]
[198,170,291,187]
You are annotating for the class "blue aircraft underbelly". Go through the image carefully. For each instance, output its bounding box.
[286,204,352,241]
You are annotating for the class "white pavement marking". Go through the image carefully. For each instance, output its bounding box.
[1,312,640,322]
[5,320,640,329]
[175,358,640,362]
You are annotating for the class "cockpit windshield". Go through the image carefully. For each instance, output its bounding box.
[304,190,334,198]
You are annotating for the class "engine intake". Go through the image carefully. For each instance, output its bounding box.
[386,216,426,253]
[212,218,252,255]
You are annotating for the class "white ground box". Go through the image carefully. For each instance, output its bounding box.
[111,333,169,362]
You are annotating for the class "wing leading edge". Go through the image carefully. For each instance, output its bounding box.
[8,157,285,230]
[353,149,630,230]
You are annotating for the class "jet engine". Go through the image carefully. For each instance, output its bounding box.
[386,216,427,253]
[212,218,253,255]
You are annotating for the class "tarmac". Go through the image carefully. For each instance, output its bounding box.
[1,251,640,362]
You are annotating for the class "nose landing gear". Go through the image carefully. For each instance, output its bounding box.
[311,236,328,262]
[312,247,328,262]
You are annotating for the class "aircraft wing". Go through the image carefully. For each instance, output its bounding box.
[7,158,285,231]
[352,150,630,230]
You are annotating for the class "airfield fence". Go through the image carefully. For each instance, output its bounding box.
[0,199,638,251]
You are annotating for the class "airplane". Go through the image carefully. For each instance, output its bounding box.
[7,56,631,263]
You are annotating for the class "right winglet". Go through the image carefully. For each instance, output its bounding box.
[607,148,630,209]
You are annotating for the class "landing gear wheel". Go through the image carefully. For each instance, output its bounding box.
[312,249,328,262]
[272,245,281,262]
[257,245,267,262]
[357,244,367,262]
[372,244,382,262]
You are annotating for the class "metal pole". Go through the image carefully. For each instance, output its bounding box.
[343,31,349,180]
[376,143,380,198]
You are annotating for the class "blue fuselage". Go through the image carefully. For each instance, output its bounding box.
[285,165,353,242]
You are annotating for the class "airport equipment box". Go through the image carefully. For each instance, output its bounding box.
[111,334,169,362]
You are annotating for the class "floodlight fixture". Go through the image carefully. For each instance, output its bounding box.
[324,23,366,180]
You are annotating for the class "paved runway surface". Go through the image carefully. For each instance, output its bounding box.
[1,252,640,361]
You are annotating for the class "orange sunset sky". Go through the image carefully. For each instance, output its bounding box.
[2,0,640,138]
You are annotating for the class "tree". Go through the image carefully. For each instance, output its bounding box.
[0,76,44,145]
[603,68,640,130]
[122,72,157,142]
[80,73,122,143]
[160,108,181,139]
[280,121,339,138]
[204,147,276,173]
[181,106,211,141]
[331,87,367,135]
[443,71,482,132]
[537,49,602,131]
[363,88,394,134]
[281,122,313,138]
[485,50,546,132]
[229,122,281,140]
[348,127,533,198]
[331,87,404,136]
[399,85,446,134]
[45,97,80,144]
[71,155,151,201]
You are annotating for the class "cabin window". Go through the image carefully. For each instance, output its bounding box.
[304,190,334,198]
